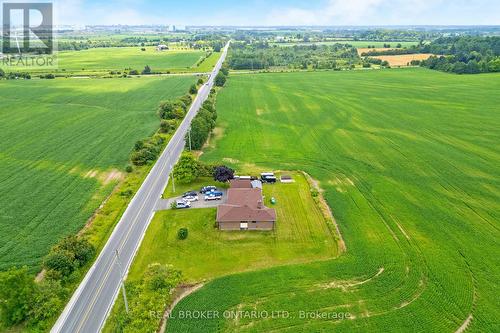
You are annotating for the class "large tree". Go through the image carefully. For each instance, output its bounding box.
[0,267,35,325]
[214,166,234,182]
[173,152,199,183]
[215,72,226,87]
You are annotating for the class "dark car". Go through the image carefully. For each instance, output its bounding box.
[200,186,217,194]
[261,173,277,183]
[182,191,198,198]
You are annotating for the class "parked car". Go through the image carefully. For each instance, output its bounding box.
[261,172,277,183]
[204,194,222,201]
[183,195,199,202]
[200,186,217,194]
[176,200,191,209]
[182,191,198,198]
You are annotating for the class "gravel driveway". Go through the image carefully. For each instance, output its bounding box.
[155,189,228,211]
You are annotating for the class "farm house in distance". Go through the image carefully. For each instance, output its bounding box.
[216,179,276,231]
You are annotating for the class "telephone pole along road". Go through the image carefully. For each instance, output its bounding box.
[52,41,230,333]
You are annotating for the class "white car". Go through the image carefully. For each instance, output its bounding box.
[176,200,191,209]
[183,195,199,202]
[204,194,222,201]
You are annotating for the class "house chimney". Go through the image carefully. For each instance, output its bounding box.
[257,200,263,209]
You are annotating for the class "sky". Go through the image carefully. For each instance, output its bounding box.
[3,0,500,26]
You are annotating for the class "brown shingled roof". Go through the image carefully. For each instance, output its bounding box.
[216,188,276,222]
[229,179,252,189]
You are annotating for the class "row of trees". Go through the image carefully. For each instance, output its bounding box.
[419,37,500,74]
[187,70,225,151]
[173,151,234,184]
[361,36,500,74]
[0,236,95,330]
[189,98,218,150]
[0,69,34,80]
[130,78,204,167]
[130,136,166,166]
[361,47,419,56]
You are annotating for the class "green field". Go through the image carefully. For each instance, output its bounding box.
[168,69,500,332]
[128,172,339,282]
[0,76,194,270]
[1,47,212,74]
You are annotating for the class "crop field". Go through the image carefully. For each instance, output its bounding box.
[373,53,435,66]
[0,76,194,270]
[168,69,500,332]
[1,47,209,74]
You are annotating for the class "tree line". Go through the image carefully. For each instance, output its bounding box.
[360,36,500,74]
[227,42,359,70]
[419,36,500,74]
[0,236,95,331]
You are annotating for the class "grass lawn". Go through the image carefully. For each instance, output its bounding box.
[0,76,195,271]
[128,172,339,282]
[167,68,500,332]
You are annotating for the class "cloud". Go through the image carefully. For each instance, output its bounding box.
[267,0,386,25]
[265,0,451,26]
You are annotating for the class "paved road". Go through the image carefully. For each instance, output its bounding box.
[52,41,230,333]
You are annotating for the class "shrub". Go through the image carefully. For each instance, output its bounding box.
[28,279,66,328]
[42,236,95,279]
[189,84,198,94]
[0,267,35,326]
[142,65,152,75]
[160,119,177,134]
[125,165,133,173]
[158,100,185,120]
[179,94,192,108]
[215,72,226,87]
[177,228,188,240]
[43,251,75,278]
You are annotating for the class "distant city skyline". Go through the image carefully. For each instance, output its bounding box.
[50,0,499,26]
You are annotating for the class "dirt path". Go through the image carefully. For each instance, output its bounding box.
[301,171,347,252]
[455,314,473,333]
[159,283,205,333]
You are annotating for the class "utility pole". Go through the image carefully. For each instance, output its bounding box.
[188,128,192,151]
[115,249,129,314]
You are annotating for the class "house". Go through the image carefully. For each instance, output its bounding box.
[156,44,169,51]
[217,183,276,231]
[230,179,262,189]
[229,179,252,188]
